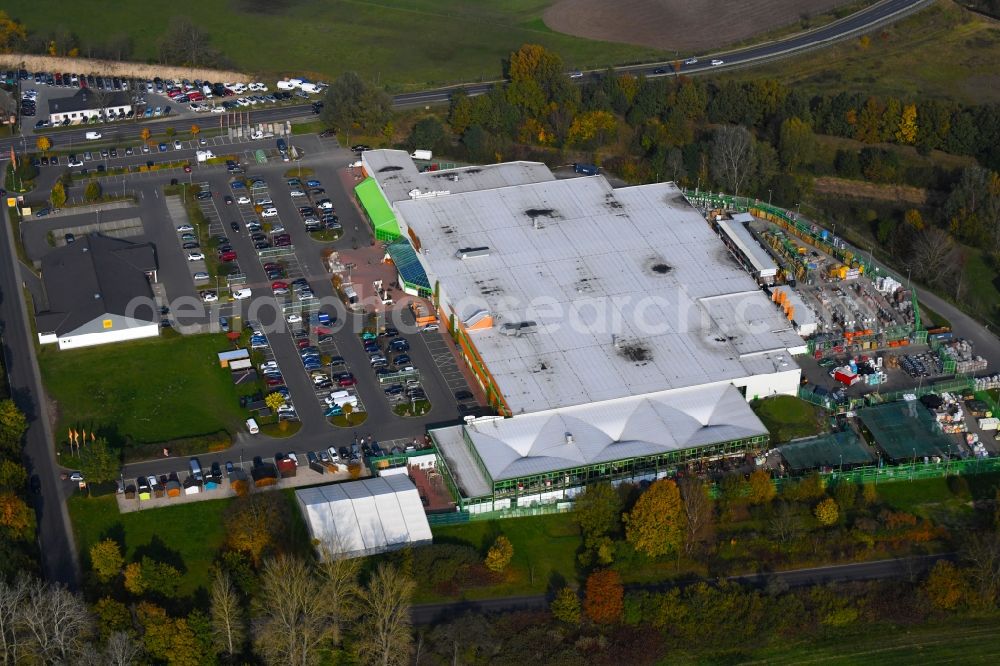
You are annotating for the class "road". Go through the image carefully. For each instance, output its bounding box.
[0,0,932,153]
[0,186,79,587]
[410,553,949,623]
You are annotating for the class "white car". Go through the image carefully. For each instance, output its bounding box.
[210,106,225,113]
[684,57,699,65]
[262,208,279,218]
[286,313,302,324]
[317,200,333,210]
[711,59,724,66]
[233,288,252,299]
[289,189,305,197]
[270,224,285,234]
[177,224,194,232]
[237,195,251,204]
[420,324,439,333]
[569,70,583,79]
[201,291,218,302]
[256,198,273,206]
[174,140,182,150]
[261,360,279,370]
[187,252,205,261]
[69,471,84,481]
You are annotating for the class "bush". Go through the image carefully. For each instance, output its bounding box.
[411,543,480,587]
[84,179,102,202]
[122,431,231,463]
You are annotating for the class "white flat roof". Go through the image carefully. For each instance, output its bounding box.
[397,177,804,415]
[362,149,554,205]
[435,383,768,489]
[717,216,778,277]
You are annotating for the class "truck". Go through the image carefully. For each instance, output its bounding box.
[196,149,215,162]
[411,149,432,161]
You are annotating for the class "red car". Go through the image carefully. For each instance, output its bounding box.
[264,262,283,271]
[271,281,288,290]
[265,376,284,387]
[219,251,237,262]
[338,374,356,387]
[297,339,312,349]
[183,164,192,173]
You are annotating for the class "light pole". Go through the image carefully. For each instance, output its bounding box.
[767,189,772,207]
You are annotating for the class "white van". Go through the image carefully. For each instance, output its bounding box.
[300,82,319,94]
[85,131,102,140]
[246,418,259,434]
[276,80,295,90]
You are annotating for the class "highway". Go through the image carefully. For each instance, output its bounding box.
[0,0,932,153]
[411,553,950,624]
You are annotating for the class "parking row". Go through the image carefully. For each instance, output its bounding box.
[247,321,299,422]
[359,328,427,410]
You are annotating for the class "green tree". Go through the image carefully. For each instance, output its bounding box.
[484,535,514,573]
[778,117,816,171]
[833,480,857,511]
[624,479,685,558]
[448,89,474,135]
[139,556,181,598]
[93,597,132,641]
[814,498,839,526]
[320,71,392,134]
[0,400,27,457]
[77,437,120,485]
[84,179,102,202]
[165,126,176,138]
[124,562,146,595]
[50,180,67,208]
[550,586,581,624]
[0,459,27,491]
[89,539,124,583]
[574,482,621,542]
[406,117,444,152]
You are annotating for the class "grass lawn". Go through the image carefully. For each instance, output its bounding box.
[4,1,665,90]
[424,512,581,602]
[40,333,249,445]
[745,614,1000,664]
[291,120,329,136]
[69,494,230,597]
[752,395,828,443]
[727,1,1000,105]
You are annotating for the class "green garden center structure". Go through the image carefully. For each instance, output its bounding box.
[354,177,400,241]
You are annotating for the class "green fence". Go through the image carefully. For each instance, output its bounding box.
[773,455,1000,491]
[427,501,573,526]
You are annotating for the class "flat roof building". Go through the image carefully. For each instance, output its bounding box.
[716,213,779,284]
[48,89,132,125]
[35,234,159,350]
[357,151,808,511]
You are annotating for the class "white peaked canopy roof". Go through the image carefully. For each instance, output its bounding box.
[464,382,767,481]
[296,476,432,559]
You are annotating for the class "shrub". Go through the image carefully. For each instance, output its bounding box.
[814,498,839,526]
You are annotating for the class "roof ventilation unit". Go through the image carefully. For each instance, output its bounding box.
[455,246,490,259]
[499,321,537,337]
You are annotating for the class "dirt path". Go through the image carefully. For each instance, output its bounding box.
[543,0,854,51]
[814,176,929,205]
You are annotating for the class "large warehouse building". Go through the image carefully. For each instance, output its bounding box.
[357,151,808,511]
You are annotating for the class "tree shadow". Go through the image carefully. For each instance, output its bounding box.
[547,569,567,596]
[132,534,187,574]
[99,522,126,552]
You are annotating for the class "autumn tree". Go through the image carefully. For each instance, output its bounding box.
[624,478,686,558]
[567,110,617,148]
[406,117,445,153]
[0,492,34,540]
[814,498,839,526]
[484,535,514,573]
[78,437,120,485]
[123,562,145,596]
[679,477,714,554]
[504,43,570,120]
[923,560,968,610]
[137,602,201,666]
[36,136,51,154]
[92,597,131,641]
[254,555,331,665]
[210,569,244,658]
[0,400,27,457]
[190,124,200,139]
[710,125,755,196]
[89,539,124,584]
[264,392,286,413]
[50,181,67,208]
[0,11,27,53]
[224,491,289,565]
[550,586,581,624]
[747,469,776,505]
[896,104,918,144]
[583,569,623,624]
[356,562,415,666]
[768,502,804,544]
[140,127,151,144]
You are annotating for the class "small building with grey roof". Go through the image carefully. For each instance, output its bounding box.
[35,234,159,350]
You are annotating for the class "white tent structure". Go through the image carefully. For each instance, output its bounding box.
[296,476,432,559]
